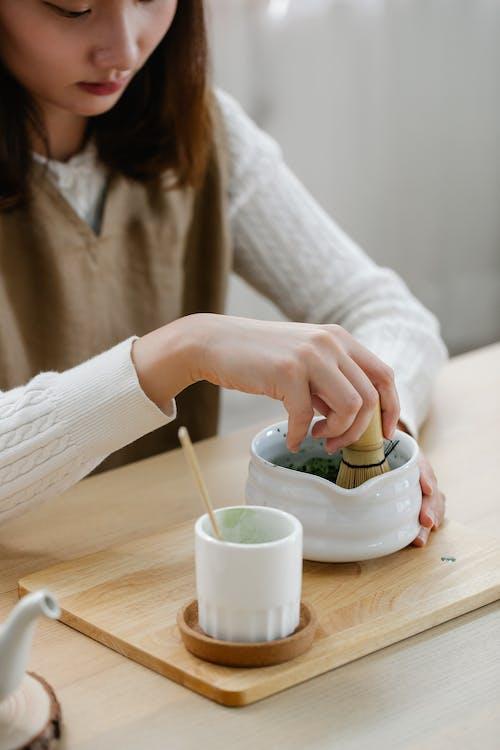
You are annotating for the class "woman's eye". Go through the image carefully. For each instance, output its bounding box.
[45,3,91,18]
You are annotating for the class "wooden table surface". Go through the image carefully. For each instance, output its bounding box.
[1,343,499,749]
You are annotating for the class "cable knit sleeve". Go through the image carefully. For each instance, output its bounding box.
[216,87,449,438]
[0,338,175,523]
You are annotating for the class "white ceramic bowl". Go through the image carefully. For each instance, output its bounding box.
[245,416,422,562]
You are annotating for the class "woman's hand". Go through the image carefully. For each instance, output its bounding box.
[134,313,446,545]
[412,449,447,546]
[395,420,446,547]
[189,314,400,452]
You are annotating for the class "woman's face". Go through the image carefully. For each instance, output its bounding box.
[0,0,178,117]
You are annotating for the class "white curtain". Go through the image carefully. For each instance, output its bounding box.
[207,0,500,357]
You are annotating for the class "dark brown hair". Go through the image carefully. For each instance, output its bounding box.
[0,0,212,211]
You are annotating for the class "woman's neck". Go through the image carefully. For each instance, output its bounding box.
[30,100,90,163]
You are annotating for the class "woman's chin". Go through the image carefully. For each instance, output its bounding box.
[70,88,125,116]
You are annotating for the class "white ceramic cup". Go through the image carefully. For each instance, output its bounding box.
[194,505,303,643]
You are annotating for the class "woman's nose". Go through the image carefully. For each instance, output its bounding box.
[91,13,141,73]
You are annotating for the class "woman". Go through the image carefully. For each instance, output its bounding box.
[0,0,446,543]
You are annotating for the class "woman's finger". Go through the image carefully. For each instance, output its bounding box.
[408,451,446,547]
[283,378,315,452]
[412,525,431,547]
[412,492,446,546]
[420,491,446,529]
[337,333,400,439]
[420,494,437,528]
[420,472,434,496]
[418,451,440,497]
[313,355,381,451]
[308,359,368,439]
[311,394,330,416]
[311,354,378,434]
[419,464,437,497]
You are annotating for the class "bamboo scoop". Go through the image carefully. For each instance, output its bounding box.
[178,426,223,540]
[335,396,391,489]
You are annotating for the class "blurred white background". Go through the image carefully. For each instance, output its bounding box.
[203,0,500,433]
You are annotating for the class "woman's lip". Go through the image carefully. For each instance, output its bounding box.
[77,79,129,95]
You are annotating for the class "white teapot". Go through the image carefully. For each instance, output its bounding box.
[0,591,60,750]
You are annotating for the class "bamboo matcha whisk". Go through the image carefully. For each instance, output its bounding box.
[335,396,391,489]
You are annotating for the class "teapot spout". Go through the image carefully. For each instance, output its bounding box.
[0,590,60,703]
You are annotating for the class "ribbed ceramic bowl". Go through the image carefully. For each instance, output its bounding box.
[245,416,422,562]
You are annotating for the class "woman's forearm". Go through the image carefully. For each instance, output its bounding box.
[0,337,173,524]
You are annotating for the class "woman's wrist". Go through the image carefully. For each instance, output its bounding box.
[131,316,203,413]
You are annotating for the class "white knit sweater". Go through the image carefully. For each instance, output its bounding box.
[0,89,448,523]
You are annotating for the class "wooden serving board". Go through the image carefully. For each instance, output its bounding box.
[19,519,500,707]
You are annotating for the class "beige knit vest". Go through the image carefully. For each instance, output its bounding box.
[0,103,232,473]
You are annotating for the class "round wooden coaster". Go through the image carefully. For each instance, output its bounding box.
[177,600,317,668]
[0,672,61,750]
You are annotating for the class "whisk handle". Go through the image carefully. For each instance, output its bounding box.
[348,396,384,452]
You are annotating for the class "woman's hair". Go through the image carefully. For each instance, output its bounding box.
[0,0,212,211]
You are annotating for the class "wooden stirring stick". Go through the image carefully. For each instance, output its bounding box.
[178,426,223,540]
